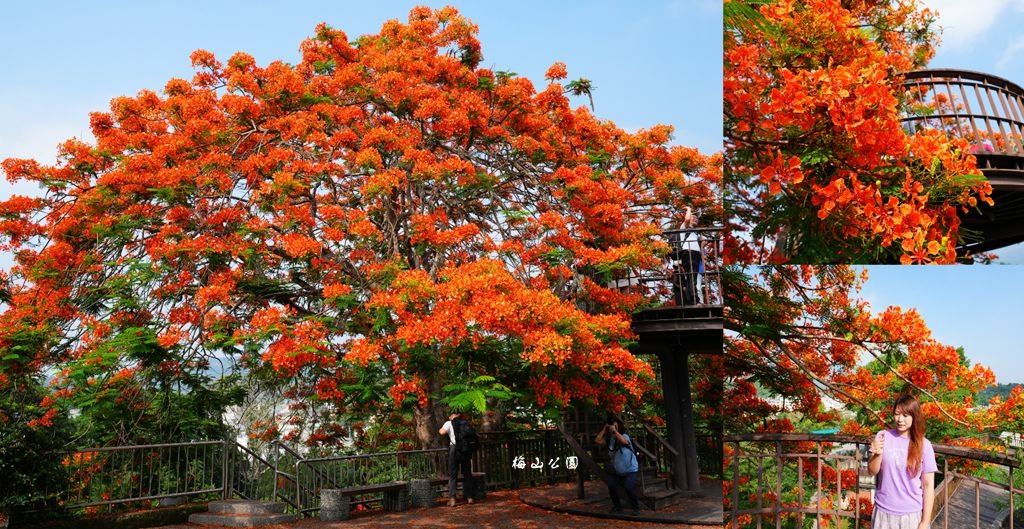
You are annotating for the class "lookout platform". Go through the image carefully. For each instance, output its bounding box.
[902,69,1024,253]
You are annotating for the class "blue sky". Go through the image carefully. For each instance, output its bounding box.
[919,0,1024,262]
[4,2,1024,388]
[856,265,1024,384]
[0,0,722,177]
[0,1,722,278]
[920,0,1024,82]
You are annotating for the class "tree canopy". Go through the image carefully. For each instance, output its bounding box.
[0,7,720,448]
[723,265,1023,442]
[721,264,1024,528]
[725,0,993,264]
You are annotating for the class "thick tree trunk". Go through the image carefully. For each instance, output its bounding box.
[413,375,447,449]
[479,399,506,433]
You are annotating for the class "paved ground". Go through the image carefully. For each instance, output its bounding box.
[518,477,722,526]
[149,480,723,529]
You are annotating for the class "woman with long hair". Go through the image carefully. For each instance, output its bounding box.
[868,393,937,529]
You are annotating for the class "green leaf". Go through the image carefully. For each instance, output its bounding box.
[724,1,771,34]
[472,392,487,412]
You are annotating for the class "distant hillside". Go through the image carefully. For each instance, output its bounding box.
[977,382,1022,404]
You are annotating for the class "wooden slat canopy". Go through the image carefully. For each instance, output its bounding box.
[902,69,1024,253]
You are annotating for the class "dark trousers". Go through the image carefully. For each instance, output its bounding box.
[448,444,474,498]
[672,250,702,306]
[605,470,639,510]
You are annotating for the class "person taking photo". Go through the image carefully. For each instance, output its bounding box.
[595,416,641,516]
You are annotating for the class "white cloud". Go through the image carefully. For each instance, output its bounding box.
[919,0,1022,50]
[996,34,1024,71]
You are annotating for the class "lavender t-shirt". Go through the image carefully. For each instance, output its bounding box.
[873,429,937,515]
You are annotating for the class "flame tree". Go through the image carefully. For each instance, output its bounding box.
[723,264,1021,438]
[725,0,992,264]
[721,264,1024,527]
[0,7,720,448]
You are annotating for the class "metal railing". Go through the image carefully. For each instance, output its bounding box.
[48,439,294,514]
[609,227,723,309]
[291,431,585,515]
[667,227,722,307]
[902,69,1024,158]
[45,426,721,517]
[294,448,447,515]
[45,431,587,516]
[724,433,1023,529]
[561,407,723,485]
[698,433,724,479]
[228,440,296,507]
[54,441,227,512]
[478,430,578,489]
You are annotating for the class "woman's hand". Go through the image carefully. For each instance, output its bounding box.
[867,433,885,476]
[870,434,884,456]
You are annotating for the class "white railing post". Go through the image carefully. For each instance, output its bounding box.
[222,438,232,500]
[272,440,280,502]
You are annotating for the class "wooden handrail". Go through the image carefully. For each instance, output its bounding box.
[628,407,680,457]
[555,423,610,481]
[725,433,1023,529]
[724,432,1021,467]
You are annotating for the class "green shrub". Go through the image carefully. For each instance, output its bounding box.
[0,377,72,516]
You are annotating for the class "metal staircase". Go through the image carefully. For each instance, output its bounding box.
[557,408,682,510]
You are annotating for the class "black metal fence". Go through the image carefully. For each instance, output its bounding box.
[294,448,448,515]
[665,227,722,308]
[47,441,226,513]
[43,427,723,516]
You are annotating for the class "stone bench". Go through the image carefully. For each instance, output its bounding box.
[321,481,409,521]
[321,472,486,520]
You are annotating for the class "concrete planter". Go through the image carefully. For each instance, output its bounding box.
[408,479,437,508]
[470,472,487,500]
[320,490,350,521]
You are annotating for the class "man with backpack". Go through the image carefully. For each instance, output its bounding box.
[439,410,478,506]
[595,416,641,516]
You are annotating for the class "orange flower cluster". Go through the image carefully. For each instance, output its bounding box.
[356,259,655,407]
[0,6,717,441]
[725,266,1007,438]
[726,0,992,263]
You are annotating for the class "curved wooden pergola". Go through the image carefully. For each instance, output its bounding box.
[902,69,1024,252]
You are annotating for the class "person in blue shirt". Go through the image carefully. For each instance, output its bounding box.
[595,417,641,516]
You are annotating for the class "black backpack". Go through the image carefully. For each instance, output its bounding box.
[453,418,480,454]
